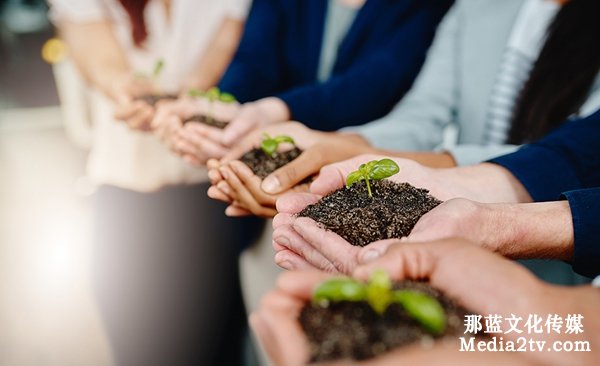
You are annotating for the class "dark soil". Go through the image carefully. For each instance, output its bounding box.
[298,180,441,247]
[182,114,228,129]
[240,147,305,179]
[299,281,470,362]
[136,93,177,106]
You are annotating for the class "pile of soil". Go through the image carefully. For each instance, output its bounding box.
[240,147,304,179]
[182,114,228,129]
[136,94,177,106]
[298,180,441,247]
[299,280,469,362]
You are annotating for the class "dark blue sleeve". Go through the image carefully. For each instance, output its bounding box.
[489,109,600,202]
[218,0,284,102]
[561,188,600,278]
[278,1,451,131]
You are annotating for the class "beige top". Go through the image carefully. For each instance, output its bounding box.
[48,0,249,191]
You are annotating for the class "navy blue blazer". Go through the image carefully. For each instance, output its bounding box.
[218,0,453,131]
[491,108,600,278]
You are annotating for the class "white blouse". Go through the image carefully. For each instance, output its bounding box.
[48,0,249,191]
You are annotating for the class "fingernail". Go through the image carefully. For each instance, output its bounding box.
[262,176,280,194]
[274,236,291,249]
[361,249,381,263]
[278,261,292,270]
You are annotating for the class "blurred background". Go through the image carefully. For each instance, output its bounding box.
[0,0,113,364]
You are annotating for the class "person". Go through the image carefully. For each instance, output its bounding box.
[251,239,600,365]
[154,0,453,166]
[272,107,600,278]
[47,0,261,364]
[207,0,600,217]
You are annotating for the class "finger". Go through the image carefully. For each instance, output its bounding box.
[126,105,154,130]
[275,192,322,214]
[182,154,204,166]
[206,158,221,171]
[185,122,225,144]
[220,131,260,163]
[207,185,233,203]
[225,204,253,217]
[261,149,322,195]
[114,100,144,120]
[275,270,334,299]
[222,116,257,147]
[272,225,337,273]
[274,249,319,271]
[230,160,277,206]
[309,164,347,196]
[353,242,435,282]
[223,165,278,217]
[272,212,295,230]
[207,168,224,186]
[292,217,359,274]
[357,238,402,264]
[184,129,229,160]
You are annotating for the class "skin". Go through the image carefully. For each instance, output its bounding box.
[251,240,600,366]
[206,124,459,217]
[58,3,244,132]
[271,154,533,272]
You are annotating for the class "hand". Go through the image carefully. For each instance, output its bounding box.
[112,77,159,131]
[221,97,291,147]
[207,121,324,217]
[272,211,398,274]
[154,97,239,165]
[209,160,311,218]
[353,239,599,366]
[406,198,574,261]
[249,270,334,366]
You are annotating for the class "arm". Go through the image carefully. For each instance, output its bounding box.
[278,0,454,131]
[181,17,245,92]
[490,108,600,201]
[407,199,574,261]
[562,188,600,278]
[350,2,460,151]
[217,0,284,102]
[57,20,134,103]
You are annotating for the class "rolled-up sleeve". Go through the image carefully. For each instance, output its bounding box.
[561,189,600,278]
[489,109,600,202]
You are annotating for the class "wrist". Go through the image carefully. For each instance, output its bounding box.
[496,201,574,260]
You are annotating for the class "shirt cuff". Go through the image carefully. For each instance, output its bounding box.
[489,145,581,202]
[561,189,600,278]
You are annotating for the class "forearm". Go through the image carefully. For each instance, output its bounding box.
[58,20,131,101]
[486,201,574,260]
[182,18,244,91]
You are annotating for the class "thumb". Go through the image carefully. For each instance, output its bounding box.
[222,115,256,147]
[261,149,322,195]
[357,238,402,265]
[309,164,347,196]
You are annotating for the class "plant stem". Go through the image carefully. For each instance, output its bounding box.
[365,177,372,197]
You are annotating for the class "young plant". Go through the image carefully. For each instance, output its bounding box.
[312,270,446,335]
[187,87,237,124]
[345,158,400,197]
[260,133,295,157]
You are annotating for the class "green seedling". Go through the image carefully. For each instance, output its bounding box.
[311,270,446,335]
[152,59,165,79]
[187,87,237,125]
[260,133,295,156]
[345,158,400,197]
